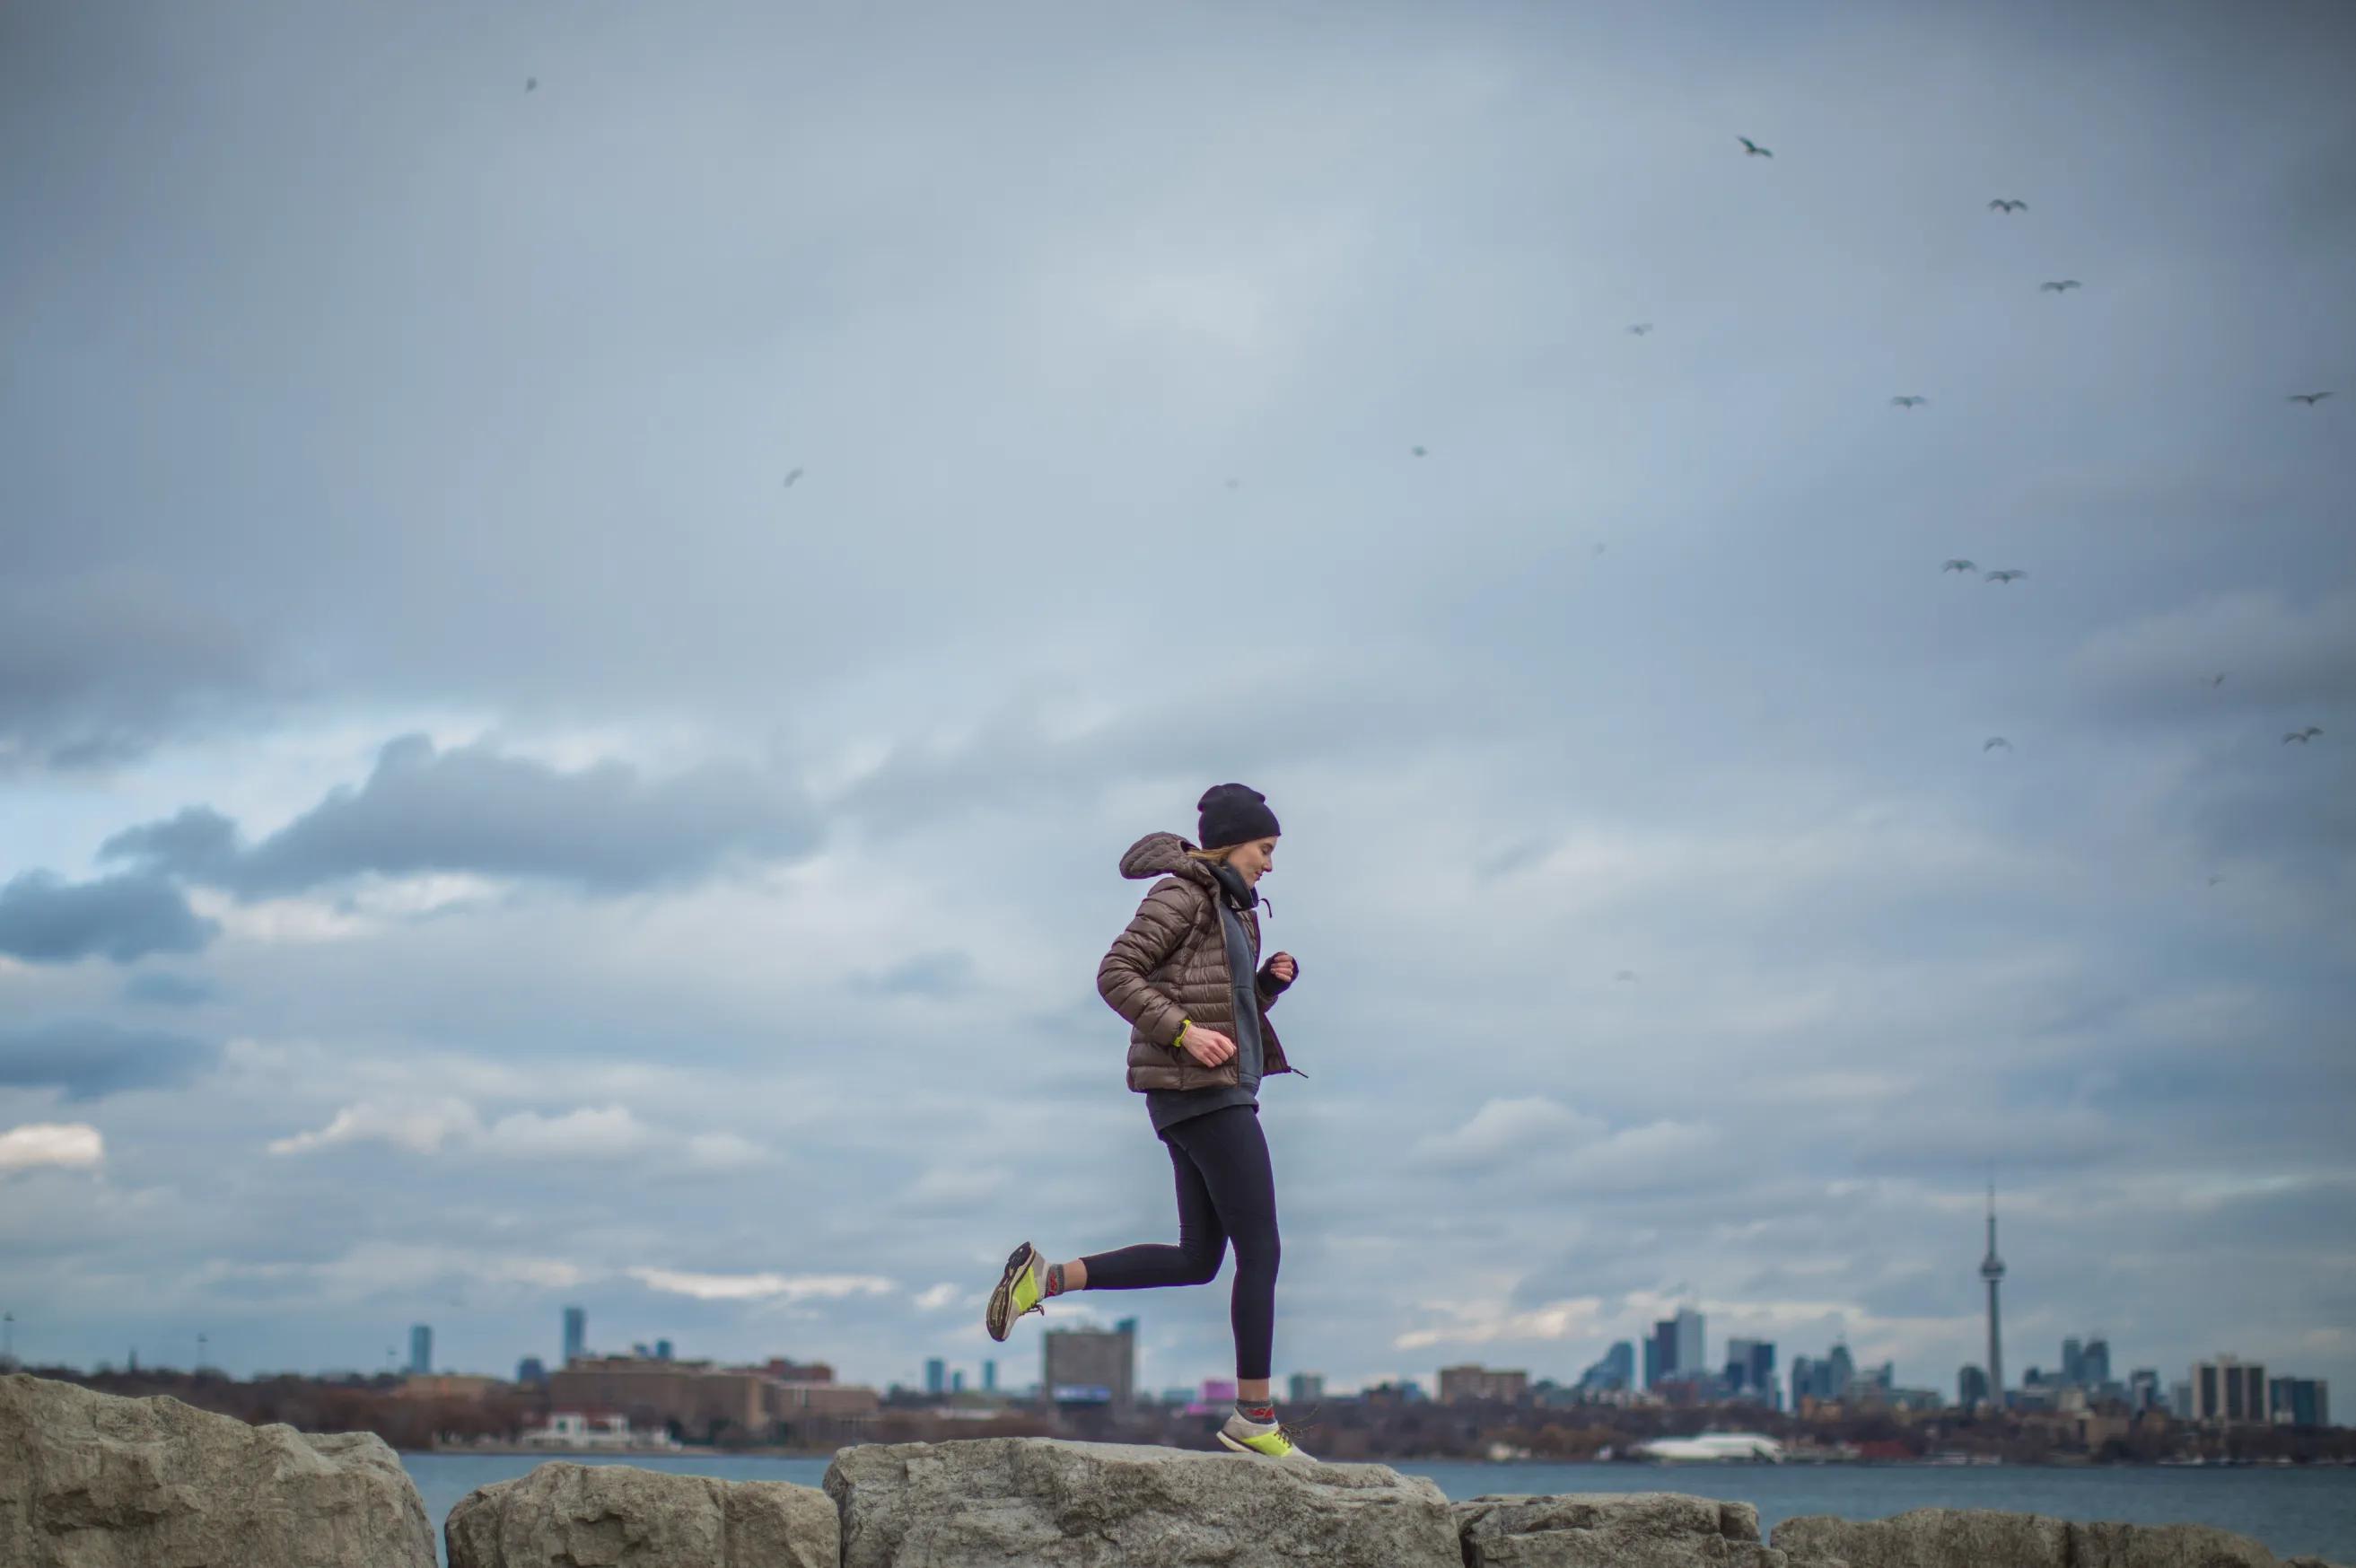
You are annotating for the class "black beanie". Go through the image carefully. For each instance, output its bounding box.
[1197,783,1281,851]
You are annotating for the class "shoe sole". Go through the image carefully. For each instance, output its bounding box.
[1216,1431,1314,1463]
[985,1241,1038,1343]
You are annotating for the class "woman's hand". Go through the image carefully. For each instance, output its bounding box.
[1267,952,1296,984]
[1182,1026,1238,1067]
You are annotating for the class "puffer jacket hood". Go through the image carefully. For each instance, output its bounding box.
[1098,830,1301,1093]
[1119,830,1214,886]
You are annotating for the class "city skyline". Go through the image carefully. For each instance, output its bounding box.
[3,0,2349,1405]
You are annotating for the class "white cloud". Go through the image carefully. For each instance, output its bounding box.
[481,1105,650,1158]
[1411,1097,1605,1169]
[910,1282,962,1310]
[627,1267,898,1303]
[0,1122,105,1174]
[682,1131,767,1169]
[266,1098,480,1156]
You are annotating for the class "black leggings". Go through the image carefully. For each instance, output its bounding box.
[1078,1105,1280,1380]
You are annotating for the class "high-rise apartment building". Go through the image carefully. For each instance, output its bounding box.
[2269,1378,2328,1428]
[562,1306,586,1366]
[2192,1355,2266,1424]
[1288,1371,1325,1405]
[1958,1364,1990,1408]
[1044,1318,1136,1407]
[924,1357,946,1396]
[408,1324,432,1376]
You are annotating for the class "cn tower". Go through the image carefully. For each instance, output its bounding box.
[1979,1180,2005,1408]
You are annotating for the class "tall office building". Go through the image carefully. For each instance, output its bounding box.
[516,1356,548,1388]
[2268,1377,2327,1428]
[2192,1356,2266,1424]
[924,1357,947,1396]
[654,1339,672,1362]
[1825,1342,1855,1401]
[1648,1318,1678,1387]
[1673,1308,1705,1383]
[2128,1368,2161,1412]
[983,1359,997,1392]
[2061,1337,2085,1386]
[562,1306,586,1366]
[1958,1364,1989,1408]
[408,1325,432,1376]
[2081,1335,2110,1388]
[1979,1183,2006,1406]
[950,1369,966,1394]
[1579,1341,1635,1393]
[1724,1338,1775,1405]
[1288,1372,1326,1406]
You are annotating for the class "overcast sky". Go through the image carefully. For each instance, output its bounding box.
[4,0,2352,1406]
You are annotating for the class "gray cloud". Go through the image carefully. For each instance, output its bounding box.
[850,950,977,1001]
[0,869,219,965]
[96,732,819,898]
[0,0,2351,1401]
[0,566,288,775]
[0,1019,221,1099]
[120,971,221,1007]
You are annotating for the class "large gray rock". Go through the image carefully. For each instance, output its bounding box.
[823,1436,1462,1568]
[1774,1508,2349,1568]
[0,1371,434,1568]
[1456,1492,1788,1567]
[444,1459,836,1568]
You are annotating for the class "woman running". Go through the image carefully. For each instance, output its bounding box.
[985,782,1316,1461]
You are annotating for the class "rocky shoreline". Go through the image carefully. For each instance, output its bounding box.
[6,1372,2348,1567]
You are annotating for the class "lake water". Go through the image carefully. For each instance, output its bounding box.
[400,1450,2356,1565]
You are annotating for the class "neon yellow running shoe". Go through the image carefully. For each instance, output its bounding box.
[1215,1404,1320,1463]
[985,1241,1048,1343]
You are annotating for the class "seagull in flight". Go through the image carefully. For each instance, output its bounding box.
[1411,445,1427,457]
[1984,568,2027,584]
[783,468,803,487]
[1225,478,1239,489]
[1941,559,1976,574]
[1987,198,2027,213]
[1738,136,1772,157]
[525,77,538,92]
[2039,279,2083,293]
[2206,672,2227,687]
[1614,969,1638,981]
[2283,727,2323,744]
[2207,874,2224,886]
[1984,737,2012,751]
[1890,395,1927,408]
[2288,391,2332,405]
[1628,323,1653,336]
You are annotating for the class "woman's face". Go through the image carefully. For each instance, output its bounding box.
[1226,837,1278,885]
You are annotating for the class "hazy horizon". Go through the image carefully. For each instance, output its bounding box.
[4,0,2352,1406]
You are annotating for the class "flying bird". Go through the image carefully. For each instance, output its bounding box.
[2283,727,2323,744]
[1890,395,1927,407]
[2287,391,2332,405]
[1411,445,1427,457]
[1738,136,1772,157]
[1984,737,2011,751]
[1987,198,2027,213]
[783,468,803,487]
[1941,559,1976,574]
[1614,969,1638,982]
[2039,279,2082,293]
[1984,568,2027,583]
[525,77,538,92]
[2206,672,2227,687]
[1592,541,1608,557]
[1628,323,1653,336]
[1225,478,1240,489]
[2207,874,2224,887]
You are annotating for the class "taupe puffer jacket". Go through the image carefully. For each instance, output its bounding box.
[1097,831,1301,1093]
